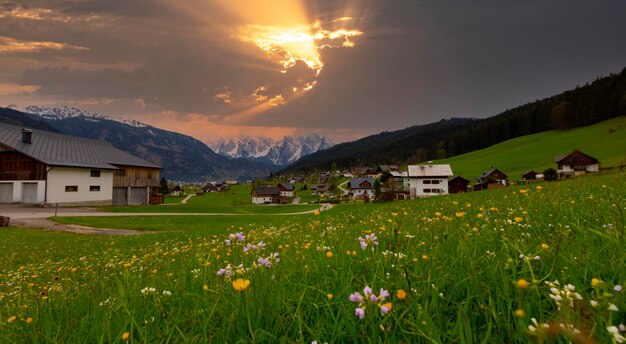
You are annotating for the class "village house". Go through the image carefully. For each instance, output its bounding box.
[348,177,375,200]
[380,170,409,200]
[376,165,400,174]
[351,167,377,178]
[448,176,470,194]
[522,171,539,181]
[555,150,600,178]
[407,164,453,198]
[310,184,330,196]
[474,168,508,191]
[170,185,183,196]
[0,124,161,205]
[277,183,295,197]
[251,186,287,204]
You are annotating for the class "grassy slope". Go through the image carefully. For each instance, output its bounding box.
[104,184,318,214]
[435,116,626,181]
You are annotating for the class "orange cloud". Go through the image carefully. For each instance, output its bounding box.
[0,36,87,53]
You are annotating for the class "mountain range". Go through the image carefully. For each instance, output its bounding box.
[0,105,274,181]
[210,135,334,166]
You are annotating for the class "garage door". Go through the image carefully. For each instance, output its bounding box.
[112,187,128,205]
[21,183,38,204]
[129,187,147,205]
[0,183,13,203]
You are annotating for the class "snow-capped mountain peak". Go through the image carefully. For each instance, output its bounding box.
[8,105,148,128]
[210,134,334,166]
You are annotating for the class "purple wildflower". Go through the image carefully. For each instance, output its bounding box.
[355,308,365,319]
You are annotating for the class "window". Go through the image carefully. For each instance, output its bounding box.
[432,180,440,184]
[423,180,431,184]
[90,170,101,177]
[90,185,100,192]
[432,189,441,193]
[65,185,78,192]
[423,188,432,193]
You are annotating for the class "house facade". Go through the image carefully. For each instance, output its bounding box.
[348,177,375,200]
[555,150,600,178]
[474,168,508,191]
[448,176,470,194]
[407,164,453,198]
[0,124,161,206]
[251,186,287,204]
[277,183,295,197]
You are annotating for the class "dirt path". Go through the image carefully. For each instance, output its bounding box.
[3,203,334,236]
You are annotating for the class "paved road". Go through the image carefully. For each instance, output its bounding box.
[1,203,334,235]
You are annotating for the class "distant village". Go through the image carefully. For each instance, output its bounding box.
[0,124,603,206]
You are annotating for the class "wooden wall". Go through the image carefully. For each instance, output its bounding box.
[112,165,160,187]
[0,150,46,180]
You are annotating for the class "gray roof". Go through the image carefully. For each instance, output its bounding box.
[349,177,374,189]
[278,183,294,191]
[252,186,280,196]
[408,164,453,177]
[0,123,160,169]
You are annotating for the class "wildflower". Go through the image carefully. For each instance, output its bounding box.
[472,227,478,233]
[435,212,441,217]
[615,285,623,292]
[232,278,250,292]
[591,278,602,287]
[7,316,16,323]
[608,304,619,312]
[358,233,379,252]
[536,185,543,190]
[203,284,209,291]
[397,289,406,300]
[26,317,33,324]
[355,307,365,319]
[71,267,78,273]
[541,243,549,249]
[590,300,598,308]
[514,309,526,318]
[516,279,530,289]
[162,290,172,296]
[519,189,528,194]
[349,292,363,303]
[326,251,333,258]
[346,250,351,255]
[380,302,392,315]
[122,332,130,341]
[327,293,333,300]
[607,326,626,343]
[391,212,398,217]
[422,254,428,260]
[314,210,320,216]
[140,287,156,295]
[455,212,465,217]
[514,217,523,223]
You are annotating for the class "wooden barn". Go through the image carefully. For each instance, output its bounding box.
[555,150,600,178]
[474,168,508,191]
[448,176,470,194]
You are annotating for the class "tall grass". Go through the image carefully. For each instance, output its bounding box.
[1,172,625,342]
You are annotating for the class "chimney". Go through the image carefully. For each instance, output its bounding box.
[21,129,32,144]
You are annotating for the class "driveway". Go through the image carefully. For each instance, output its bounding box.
[1,203,334,235]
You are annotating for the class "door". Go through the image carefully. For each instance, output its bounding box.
[21,183,38,204]
[112,187,128,205]
[0,183,13,203]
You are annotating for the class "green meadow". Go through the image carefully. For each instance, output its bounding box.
[105,184,319,214]
[436,116,626,181]
[1,172,625,342]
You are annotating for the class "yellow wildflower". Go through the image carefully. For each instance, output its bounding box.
[7,316,16,323]
[326,251,333,258]
[456,212,465,217]
[122,332,130,341]
[314,210,320,216]
[397,290,406,300]
[514,217,523,223]
[327,293,333,300]
[536,185,543,190]
[516,279,530,289]
[591,278,602,287]
[26,317,33,324]
[519,189,528,194]
[232,278,250,292]
[514,309,526,318]
[202,284,209,291]
[541,243,549,249]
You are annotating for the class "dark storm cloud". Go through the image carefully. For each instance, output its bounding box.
[1,0,626,137]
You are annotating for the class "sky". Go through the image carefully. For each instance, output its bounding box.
[1,1,626,144]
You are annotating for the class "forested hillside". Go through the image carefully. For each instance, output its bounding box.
[282,67,626,173]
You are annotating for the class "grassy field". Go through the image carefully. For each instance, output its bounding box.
[1,172,625,342]
[105,184,319,214]
[435,116,626,181]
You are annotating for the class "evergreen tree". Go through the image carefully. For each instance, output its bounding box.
[159,177,169,194]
